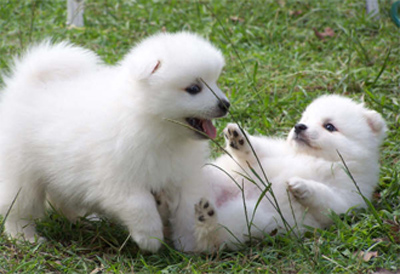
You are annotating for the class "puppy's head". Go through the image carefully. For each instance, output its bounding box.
[287,95,387,161]
[121,32,229,140]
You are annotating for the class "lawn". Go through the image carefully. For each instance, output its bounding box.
[0,0,399,273]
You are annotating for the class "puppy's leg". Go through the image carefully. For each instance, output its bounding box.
[194,198,221,252]
[287,177,359,227]
[46,195,86,223]
[223,123,289,165]
[152,190,169,226]
[224,123,253,161]
[1,182,46,243]
[105,191,164,253]
[169,182,214,252]
[193,196,276,251]
[153,190,171,239]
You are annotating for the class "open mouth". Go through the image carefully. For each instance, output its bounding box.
[186,118,217,139]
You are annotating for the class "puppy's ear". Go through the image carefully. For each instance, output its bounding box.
[364,110,387,140]
[132,59,161,81]
[150,60,161,74]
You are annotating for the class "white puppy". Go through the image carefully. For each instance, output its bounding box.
[0,32,230,252]
[192,95,386,251]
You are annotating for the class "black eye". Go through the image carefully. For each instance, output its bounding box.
[324,123,337,132]
[185,84,202,95]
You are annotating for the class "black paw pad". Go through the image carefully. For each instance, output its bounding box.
[198,215,205,222]
[208,210,214,216]
[230,142,238,150]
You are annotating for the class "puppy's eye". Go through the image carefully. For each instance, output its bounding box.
[324,123,337,132]
[185,84,202,95]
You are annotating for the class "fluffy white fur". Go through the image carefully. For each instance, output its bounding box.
[0,32,230,252]
[192,95,387,251]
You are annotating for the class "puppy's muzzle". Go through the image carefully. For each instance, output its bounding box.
[218,99,230,116]
[294,123,307,135]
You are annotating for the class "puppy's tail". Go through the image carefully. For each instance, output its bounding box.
[3,40,102,88]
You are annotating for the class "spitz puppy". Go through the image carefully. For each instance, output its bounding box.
[0,32,229,252]
[192,95,386,251]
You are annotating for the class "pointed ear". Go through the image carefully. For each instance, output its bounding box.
[364,110,387,139]
[133,59,161,80]
[150,60,161,74]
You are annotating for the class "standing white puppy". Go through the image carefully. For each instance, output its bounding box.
[0,32,229,252]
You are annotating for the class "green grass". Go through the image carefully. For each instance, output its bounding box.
[0,0,399,273]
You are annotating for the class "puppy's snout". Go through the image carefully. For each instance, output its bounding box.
[218,100,230,114]
[294,123,307,134]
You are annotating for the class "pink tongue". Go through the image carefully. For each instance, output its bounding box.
[202,120,217,139]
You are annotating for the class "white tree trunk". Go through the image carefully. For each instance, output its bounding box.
[366,0,380,19]
[67,0,84,27]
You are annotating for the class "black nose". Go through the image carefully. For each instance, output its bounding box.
[218,100,230,113]
[294,123,307,134]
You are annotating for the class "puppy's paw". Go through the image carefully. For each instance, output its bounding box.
[19,234,46,244]
[5,221,43,244]
[133,228,163,253]
[223,123,250,153]
[195,198,216,226]
[194,198,220,252]
[287,177,312,200]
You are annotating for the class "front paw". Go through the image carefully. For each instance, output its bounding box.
[133,228,163,253]
[223,123,250,153]
[287,177,311,200]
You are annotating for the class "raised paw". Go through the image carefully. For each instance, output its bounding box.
[287,177,311,200]
[223,123,250,153]
[194,198,220,252]
[195,198,216,225]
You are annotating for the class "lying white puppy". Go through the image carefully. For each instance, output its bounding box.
[192,95,386,251]
[0,32,230,252]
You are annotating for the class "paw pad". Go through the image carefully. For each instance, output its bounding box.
[223,124,247,151]
[195,198,216,223]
